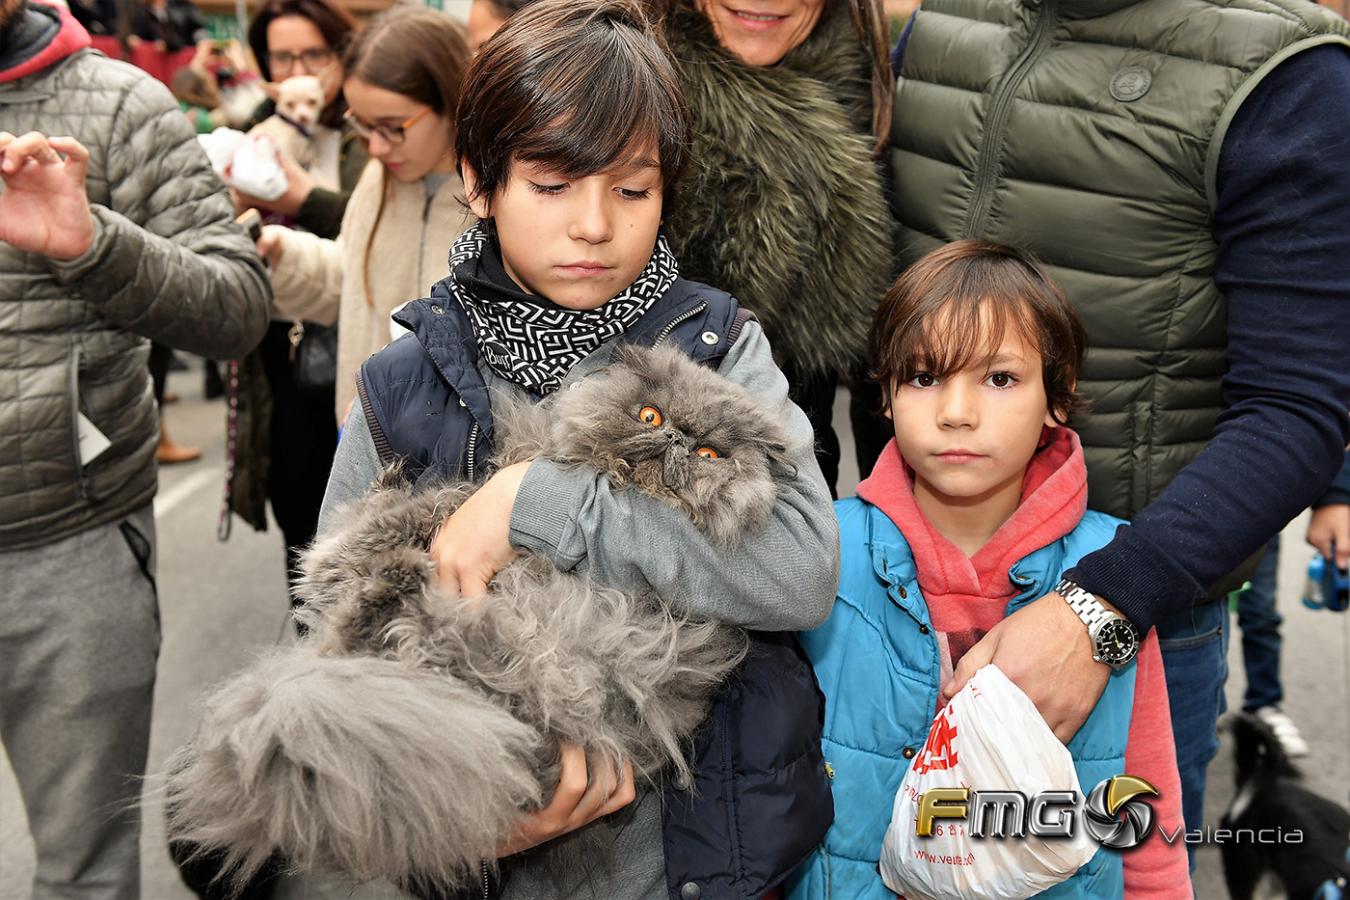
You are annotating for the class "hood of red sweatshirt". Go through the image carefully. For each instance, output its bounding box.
[0,1,90,84]
[857,425,1087,601]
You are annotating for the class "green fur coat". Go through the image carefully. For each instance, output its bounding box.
[663,5,895,378]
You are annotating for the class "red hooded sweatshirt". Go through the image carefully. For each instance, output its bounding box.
[857,429,1190,898]
[0,0,90,84]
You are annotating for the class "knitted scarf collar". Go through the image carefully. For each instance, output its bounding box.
[447,222,678,395]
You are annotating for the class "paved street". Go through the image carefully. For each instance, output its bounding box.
[2,365,1348,898]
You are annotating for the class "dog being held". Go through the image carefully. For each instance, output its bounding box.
[1219,712,1350,900]
[163,346,798,895]
[247,74,324,172]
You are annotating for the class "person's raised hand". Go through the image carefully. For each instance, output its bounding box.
[495,743,636,858]
[223,39,252,75]
[429,461,531,599]
[943,590,1111,744]
[1307,503,1350,569]
[0,132,95,260]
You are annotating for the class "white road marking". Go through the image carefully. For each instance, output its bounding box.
[154,467,221,519]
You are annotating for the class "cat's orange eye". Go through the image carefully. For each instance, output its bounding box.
[638,406,663,427]
[695,447,721,460]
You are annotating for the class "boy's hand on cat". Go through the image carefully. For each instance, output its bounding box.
[496,743,636,857]
[430,461,531,598]
[943,592,1110,744]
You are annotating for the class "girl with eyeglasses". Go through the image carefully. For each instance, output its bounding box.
[217,0,369,640]
[257,5,474,426]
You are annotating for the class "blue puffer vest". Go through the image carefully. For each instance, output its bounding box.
[357,272,833,900]
[785,499,1137,900]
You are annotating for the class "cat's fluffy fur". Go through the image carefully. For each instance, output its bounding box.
[164,346,793,894]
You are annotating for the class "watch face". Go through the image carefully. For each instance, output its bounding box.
[1095,619,1139,666]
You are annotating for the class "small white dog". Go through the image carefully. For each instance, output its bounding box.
[248,74,325,171]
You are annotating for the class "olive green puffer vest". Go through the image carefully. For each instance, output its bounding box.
[890,0,1350,521]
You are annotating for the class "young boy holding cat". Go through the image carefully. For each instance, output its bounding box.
[785,241,1191,899]
[316,1,837,897]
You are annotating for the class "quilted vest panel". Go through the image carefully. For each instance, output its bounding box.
[889,0,1350,519]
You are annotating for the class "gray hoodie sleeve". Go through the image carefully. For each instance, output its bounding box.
[316,407,383,539]
[47,71,270,359]
[509,321,840,631]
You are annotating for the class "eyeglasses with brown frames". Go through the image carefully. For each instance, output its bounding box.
[343,107,432,146]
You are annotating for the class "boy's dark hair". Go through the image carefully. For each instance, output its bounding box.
[455,0,689,210]
[870,240,1088,424]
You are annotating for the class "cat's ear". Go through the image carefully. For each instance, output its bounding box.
[760,438,798,481]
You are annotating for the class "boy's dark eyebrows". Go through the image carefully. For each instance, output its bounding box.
[613,156,661,173]
[985,353,1028,366]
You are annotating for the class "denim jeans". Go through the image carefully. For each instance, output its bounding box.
[1234,535,1283,711]
[1156,597,1229,870]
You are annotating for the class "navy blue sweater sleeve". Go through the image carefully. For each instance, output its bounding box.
[1318,452,1350,508]
[891,12,915,77]
[1067,44,1350,634]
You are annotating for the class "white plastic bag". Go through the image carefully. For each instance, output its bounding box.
[879,665,1098,900]
[197,129,288,201]
[197,128,245,180]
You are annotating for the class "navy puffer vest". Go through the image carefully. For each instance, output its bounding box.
[357,274,832,900]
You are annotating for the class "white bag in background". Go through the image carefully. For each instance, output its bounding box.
[197,129,288,201]
[879,665,1099,900]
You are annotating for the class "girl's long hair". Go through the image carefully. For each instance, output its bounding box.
[343,6,471,307]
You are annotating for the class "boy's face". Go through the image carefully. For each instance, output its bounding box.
[888,325,1058,506]
[467,151,664,311]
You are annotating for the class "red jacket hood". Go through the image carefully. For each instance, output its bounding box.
[0,1,90,84]
[856,425,1088,600]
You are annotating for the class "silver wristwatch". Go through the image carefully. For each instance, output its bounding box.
[1054,578,1140,668]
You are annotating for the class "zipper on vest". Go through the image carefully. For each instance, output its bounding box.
[480,860,490,899]
[465,420,480,482]
[962,1,1058,238]
[652,301,708,347]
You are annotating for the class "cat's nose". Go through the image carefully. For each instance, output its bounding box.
[663,444,690,488]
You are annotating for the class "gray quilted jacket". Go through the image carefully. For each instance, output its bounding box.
[0,48,270,551]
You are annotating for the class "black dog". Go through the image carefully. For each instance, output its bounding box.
[1219,712,1350,899]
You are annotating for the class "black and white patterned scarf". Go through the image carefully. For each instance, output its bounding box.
[447,223,679,395]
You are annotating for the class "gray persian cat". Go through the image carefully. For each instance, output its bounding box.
[163,345,794,896]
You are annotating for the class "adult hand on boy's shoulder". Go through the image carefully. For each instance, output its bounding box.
[430,461,531,598]
[943,592,1110,744]
[496,744,636,857]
